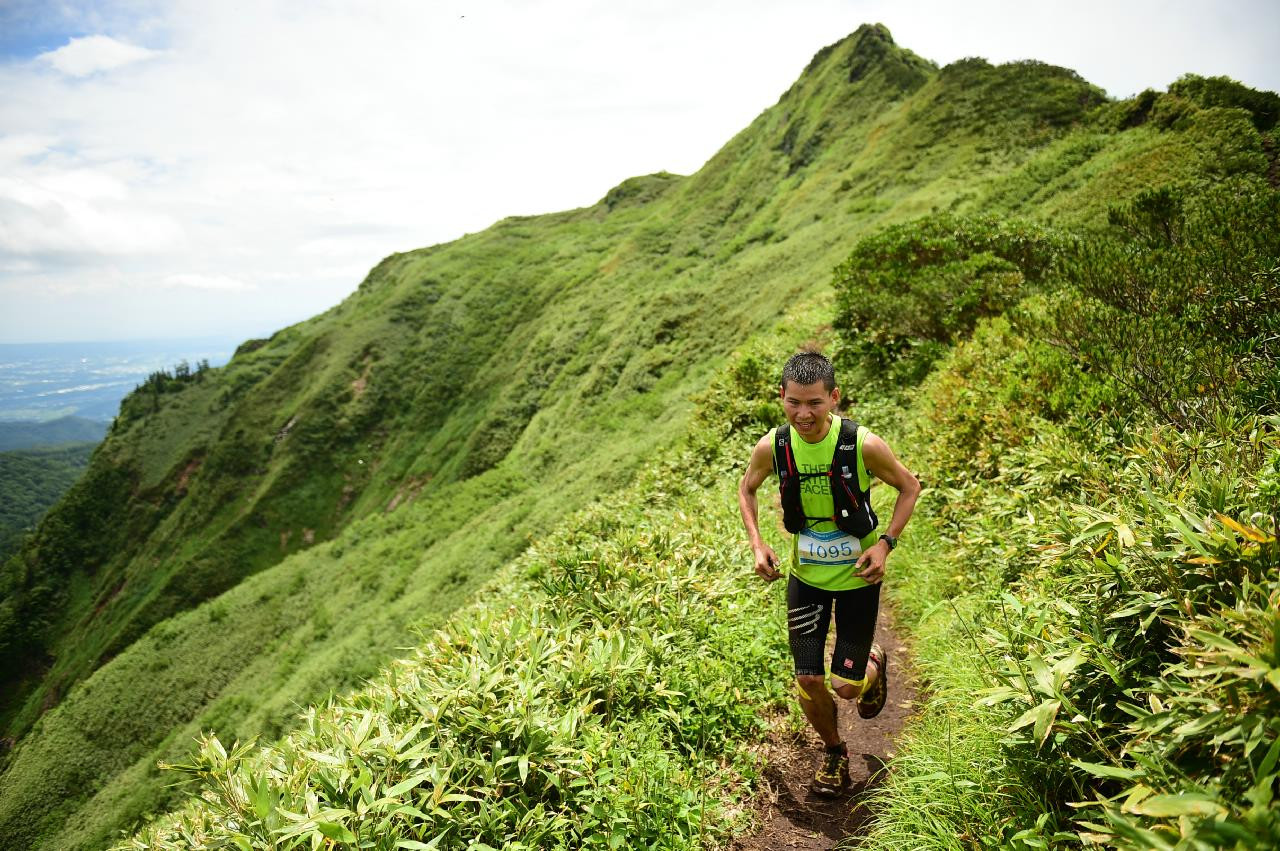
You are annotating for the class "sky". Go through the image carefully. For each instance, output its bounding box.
[1,1,1277,344]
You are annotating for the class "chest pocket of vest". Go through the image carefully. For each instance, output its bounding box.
[774,418,877,538]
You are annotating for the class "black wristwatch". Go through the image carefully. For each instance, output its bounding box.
[879,534,898,551]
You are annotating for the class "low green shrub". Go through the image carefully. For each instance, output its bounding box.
[978,429,1280,848]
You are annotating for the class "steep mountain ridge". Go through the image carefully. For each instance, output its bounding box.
[0,24,944,741]
[1,23,1267,849]
[115,174,1280,850]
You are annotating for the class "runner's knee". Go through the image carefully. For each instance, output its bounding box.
[832,679,861,700]
[795,674,826,698]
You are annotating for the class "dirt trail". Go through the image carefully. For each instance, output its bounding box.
[731,603,919,850]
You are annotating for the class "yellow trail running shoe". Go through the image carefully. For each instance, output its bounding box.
[811,744,851,797]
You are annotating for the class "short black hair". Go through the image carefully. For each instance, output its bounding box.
[781,350,836,392]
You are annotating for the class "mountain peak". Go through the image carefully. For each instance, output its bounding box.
[799,23,934,93]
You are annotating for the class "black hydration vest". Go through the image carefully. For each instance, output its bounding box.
[773,417,878,538]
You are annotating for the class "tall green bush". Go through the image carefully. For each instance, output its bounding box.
[1043,179,1280,428]
[831,214,1063,386]
[1168,74,1280,132]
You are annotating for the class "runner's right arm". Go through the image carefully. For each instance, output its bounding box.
[739,434,782,582]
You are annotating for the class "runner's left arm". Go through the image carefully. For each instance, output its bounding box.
[855,433,920,583]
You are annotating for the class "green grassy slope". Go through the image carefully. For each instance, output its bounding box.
[0,23,1265,851]
[0,25,932,743]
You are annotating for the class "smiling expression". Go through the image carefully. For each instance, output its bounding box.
[780,379,840,443]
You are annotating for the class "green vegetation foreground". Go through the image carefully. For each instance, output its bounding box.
[119,177,1280,848]
[4,23,1279,851]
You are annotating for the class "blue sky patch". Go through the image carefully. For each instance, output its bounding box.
[0,0,161,62]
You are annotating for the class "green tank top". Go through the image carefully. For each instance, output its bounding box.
[768,414,878,591]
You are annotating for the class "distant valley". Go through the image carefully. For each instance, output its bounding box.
[0,341,239,565]
[0,339,237,422]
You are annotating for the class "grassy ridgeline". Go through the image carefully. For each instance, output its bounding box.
[2,25,1273,851]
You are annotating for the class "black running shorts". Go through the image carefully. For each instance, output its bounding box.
[786,573,881,682]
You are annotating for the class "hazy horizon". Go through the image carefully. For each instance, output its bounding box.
[0,337,238,421]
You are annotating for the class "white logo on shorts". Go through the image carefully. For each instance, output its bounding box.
[787,603,824,635]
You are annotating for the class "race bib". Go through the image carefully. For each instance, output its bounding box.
[797,527,863,566]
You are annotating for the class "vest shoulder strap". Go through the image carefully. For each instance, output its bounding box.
[772,424,806,534]
[833,419,875,492]
[771,424,792,476]
[832,417,861,487]
[855,423,872,492]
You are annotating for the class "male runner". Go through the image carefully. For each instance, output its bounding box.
[737,350,920,797]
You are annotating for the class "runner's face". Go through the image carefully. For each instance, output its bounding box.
[780,380,839,440]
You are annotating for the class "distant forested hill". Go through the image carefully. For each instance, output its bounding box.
[0,416,106,451]
[1,22,1276,851]
[0,416,104,567]
[0,443,97,561]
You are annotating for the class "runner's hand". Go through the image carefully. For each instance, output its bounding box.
[753,545,782,582]
[856,541,889,584]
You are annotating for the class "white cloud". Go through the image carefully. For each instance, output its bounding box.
[163,273,253,291]
[0,162,186,256]
[37,34,161,77]
[0,0,1277,342]
[0,259,40,274]
[0,134,58,165]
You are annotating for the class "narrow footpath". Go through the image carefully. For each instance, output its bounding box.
[731,603,919,850]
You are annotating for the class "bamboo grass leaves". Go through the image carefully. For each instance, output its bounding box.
[977,435,1280,847]
[119,477,789,850]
